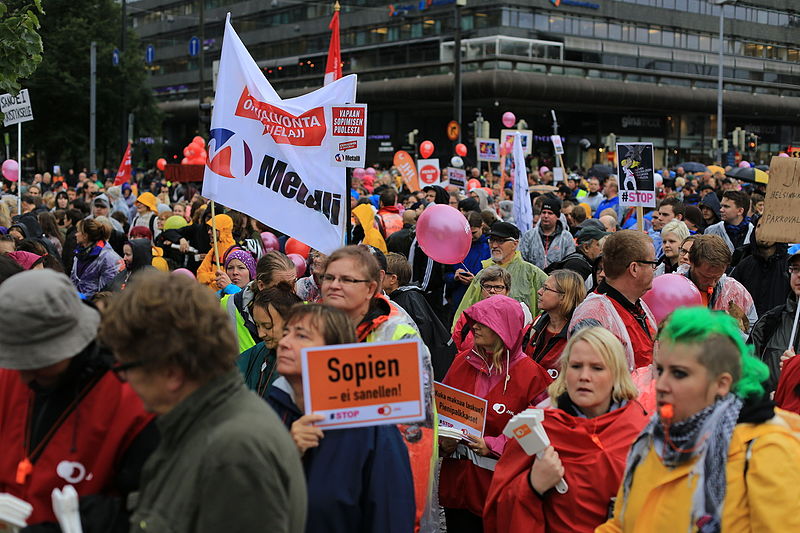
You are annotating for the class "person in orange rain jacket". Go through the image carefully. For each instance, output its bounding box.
[196,213,236,288]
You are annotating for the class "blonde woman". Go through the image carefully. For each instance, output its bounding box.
[656,220,690,276]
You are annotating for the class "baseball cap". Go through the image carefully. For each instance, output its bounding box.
[576,226,609,244]
[486,222,520,240]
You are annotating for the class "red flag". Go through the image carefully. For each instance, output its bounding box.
[323,3,341,86]
[113,142,132,185]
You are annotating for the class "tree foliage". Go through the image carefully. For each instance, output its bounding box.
[23,0,161,169]
[0,1,44,97]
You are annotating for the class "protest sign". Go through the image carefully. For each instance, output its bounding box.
[434,382,487,439]
[329,104,367,167]
[551,135,564,155]
[394,150,420,191]
[446,167,466,189]
[501,129,532,155]
[301,339,425,430]
[552,167,564,184]
[760,156,800,243]
[0,89,34,127]
[202,16,356,254]
[477,138,500,162]
[616,142,656,208]
[417,158,441,187]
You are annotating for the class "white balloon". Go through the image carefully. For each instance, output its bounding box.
[450,156,464,168]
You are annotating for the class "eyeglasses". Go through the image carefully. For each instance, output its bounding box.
[540,286,564,295]
[111,360,145,382]
[679,248,690,255]
[488,237,517,244]
[789,266,800,275]
[632,260,659,270]
[481,283,507,293]
[320,274,372,285]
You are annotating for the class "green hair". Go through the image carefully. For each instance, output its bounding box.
[658,307,769,400]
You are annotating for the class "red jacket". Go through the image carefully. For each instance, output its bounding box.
[0,369,153,525]
[377,205,403,238]
[483,400,649,533]
[439,295,552,515]
[775,355,800,415]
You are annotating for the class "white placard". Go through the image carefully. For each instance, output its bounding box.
[551,135,564,155]
[417,158,441,187]
[0,89,34,127]
[329,104,368,168]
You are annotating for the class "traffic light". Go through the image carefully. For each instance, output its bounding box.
[732,127,745,149]
[747,134,758,151]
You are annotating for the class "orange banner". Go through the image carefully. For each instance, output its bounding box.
[434,382,487,438]
[301,339,425,429]
[394,150,420,192]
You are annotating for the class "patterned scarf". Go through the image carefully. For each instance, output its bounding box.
[619,394,743,533]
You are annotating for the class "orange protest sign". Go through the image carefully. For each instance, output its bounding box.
[393,150,420,191]
[301,339,425,430]
[434,382,487,438]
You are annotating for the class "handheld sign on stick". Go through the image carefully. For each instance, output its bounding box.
[52,485,83,533]
[502,409,568,494]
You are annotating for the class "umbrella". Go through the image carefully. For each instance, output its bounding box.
[725,167,768,184]
[588,164,613,179]
[755,164,769,171]
[676,162,708,173]
[707,165,725,174]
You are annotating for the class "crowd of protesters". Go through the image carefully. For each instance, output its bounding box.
[1,159,799,533]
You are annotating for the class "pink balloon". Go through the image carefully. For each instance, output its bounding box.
[641,274,702,325]
[260,231,280,251]
[2,159,19,182]
[779,152,790,158]
[738,161,751,168]
[171,268,196,280]
[416,204,471,264]
[365,167,377,177]
[352,168,366,180]
[502,111,516,128]
[287,253,307,277]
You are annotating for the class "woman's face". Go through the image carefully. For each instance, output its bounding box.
[226,258,251,288]
[157,216,167,230]
[472,322,502,350]
[321,257,377,315]
[449,195,459,208]
[536,275,563,314]
[135,201,147,215]
[276,314,326,377]
[661,232,682,261]
[76,226,88,246]
[173,204,185,218]
[595,260,606,285]
[655,342,731,423]
[565,340,614,418]
[679,240,693,266]
[57,196,68,209]
[254,303,287,350]
[123,244,134,269]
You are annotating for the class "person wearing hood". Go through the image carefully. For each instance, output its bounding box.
[6,250,45,270]
[87,194,125,233]
[71,218,123,298]
[423,185,449,205]
[8,212,58,257]
[484,327,649,533]
[469,188,491,212]
[351,202,388,252]
[196,213,236,289]
[698,190,722,230]
[520,197,576,270]
[438,295,552,532]
[129,191,160,239]
[731,215,791,316]
[104,239,154,292]
[105,185,130,217]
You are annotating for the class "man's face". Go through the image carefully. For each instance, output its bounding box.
[78,172,87,182]
[658,205,678,226]
[120,365,176,415]
[539,209,557,231]
[633,243,657,294]
[588,179,600,193]
[471,168,480,178]
[691,261,726,292]
[28,186,40,197]
[489,236,518,264]
[582,239,602,260]
[470,225,483,242]
[719,199,743,223]
[18,359,72,389]
[651,211,664,231]
[425,190,437,203]
[67,189,77,201]
[790,259,800,297]
[93,204,109,218]
[603,181,615,197]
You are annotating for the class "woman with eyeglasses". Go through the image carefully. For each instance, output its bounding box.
[655,220,689,277]
[526,270,587,378]
[439,295,552,533]
[320,245,438,532]
[597,307,800,533]
[678,235,699,270]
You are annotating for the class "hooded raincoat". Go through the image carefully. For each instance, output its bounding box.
[104,239,153,292]
[352,203,387,252]
[439,296,552,517]
[519,221,576,270]
[196,214,236,288]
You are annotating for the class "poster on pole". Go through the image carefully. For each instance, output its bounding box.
[446,167,466,190]
[434,382,487,438]
[0,89,34,127]
[393,150,419,191]
[476,138,500,162]
[759,156,800,243]
[501,129,532,155]
[552,167,564,184]
[616,142,656,208]
[551,135,564,155]
[301,339,426,430]
[329,104,368,168]
[417,158,441,187]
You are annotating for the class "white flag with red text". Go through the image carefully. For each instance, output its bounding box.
[202,15,357,254]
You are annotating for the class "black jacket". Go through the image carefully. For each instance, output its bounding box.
[748,294,798,392]
[731,241,790,317]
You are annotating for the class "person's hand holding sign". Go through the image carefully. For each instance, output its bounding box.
[529,445,565,496]
[465,435,491,456]
[291,414,325,455]
[439,435,460,456]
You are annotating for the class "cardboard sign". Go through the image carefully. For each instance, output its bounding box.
[329,104,368,168]
[434,382,487,438]
[760,156,800,243]
[501,129,532,155]
[417,158,441,187]
[393,150,420,191]
[477,138,500,162]
[551,135,564,155]
[552,167,564,184]
[301,339,425,430]
[446,167,466,189]
[0,89,34,127]
[616,142,656,208]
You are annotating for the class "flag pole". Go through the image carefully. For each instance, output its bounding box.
[17,123,22,215]
[345,167,352,245]
[210,200,221,271]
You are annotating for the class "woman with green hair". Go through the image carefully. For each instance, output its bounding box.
[597,306,800,533]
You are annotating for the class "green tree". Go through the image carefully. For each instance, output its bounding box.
[24,0,161,170]
[0,0,44,97]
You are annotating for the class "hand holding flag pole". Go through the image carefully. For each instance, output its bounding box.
[210,201,221,271]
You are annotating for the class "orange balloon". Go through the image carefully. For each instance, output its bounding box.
[285,238,311,258]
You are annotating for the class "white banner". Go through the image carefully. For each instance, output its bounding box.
[512,133,532,233]
[0,89,34,127]
[202,15,357,254]
[417,158,441,187]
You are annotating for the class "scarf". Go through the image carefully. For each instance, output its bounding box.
[74,240,107,278]
[724,217,750,240]
[619,394,743,533]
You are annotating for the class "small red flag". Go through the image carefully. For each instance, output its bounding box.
[113,142,132,185]
[323,3,342,86]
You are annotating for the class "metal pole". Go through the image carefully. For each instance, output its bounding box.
[715,1,725,164]
[90,41,97,171]
[198,0,205,136]
[121,0,127,153]
[453,2,462,143]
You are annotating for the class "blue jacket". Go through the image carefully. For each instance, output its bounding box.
[267,379,416,533]
[594,195,620,218]
[444,234,490,309]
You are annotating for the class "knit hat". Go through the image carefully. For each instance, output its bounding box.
[135,192,158,213]
[540,196,562,215]
[0,270,100,369]
[6,251,43,270]
[163,215,188,231]
[157,203,171,214]
[224,249,257,280]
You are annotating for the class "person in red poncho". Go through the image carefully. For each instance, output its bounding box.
[483,326,649,533]
[439,295,552,532]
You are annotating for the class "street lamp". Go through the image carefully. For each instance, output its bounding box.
[711,0,735,165]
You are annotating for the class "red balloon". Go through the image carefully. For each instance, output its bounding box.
[455,143,467,157]
[192,135,205,147]
[183,146,196,158]
[285,238,311,258]
[156,158,167,171]
[416,204,471,264]
[467,178,481,192]
[641,274,703,325]
[419,140,434,159]
[181,157,190,165]
[260,232,280,251]
[287,253,307,277]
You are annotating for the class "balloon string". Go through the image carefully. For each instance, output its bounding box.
[460,262,472,274]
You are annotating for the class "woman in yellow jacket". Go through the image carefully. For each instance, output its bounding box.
[196,213,236,288]
[597,306,800,533]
